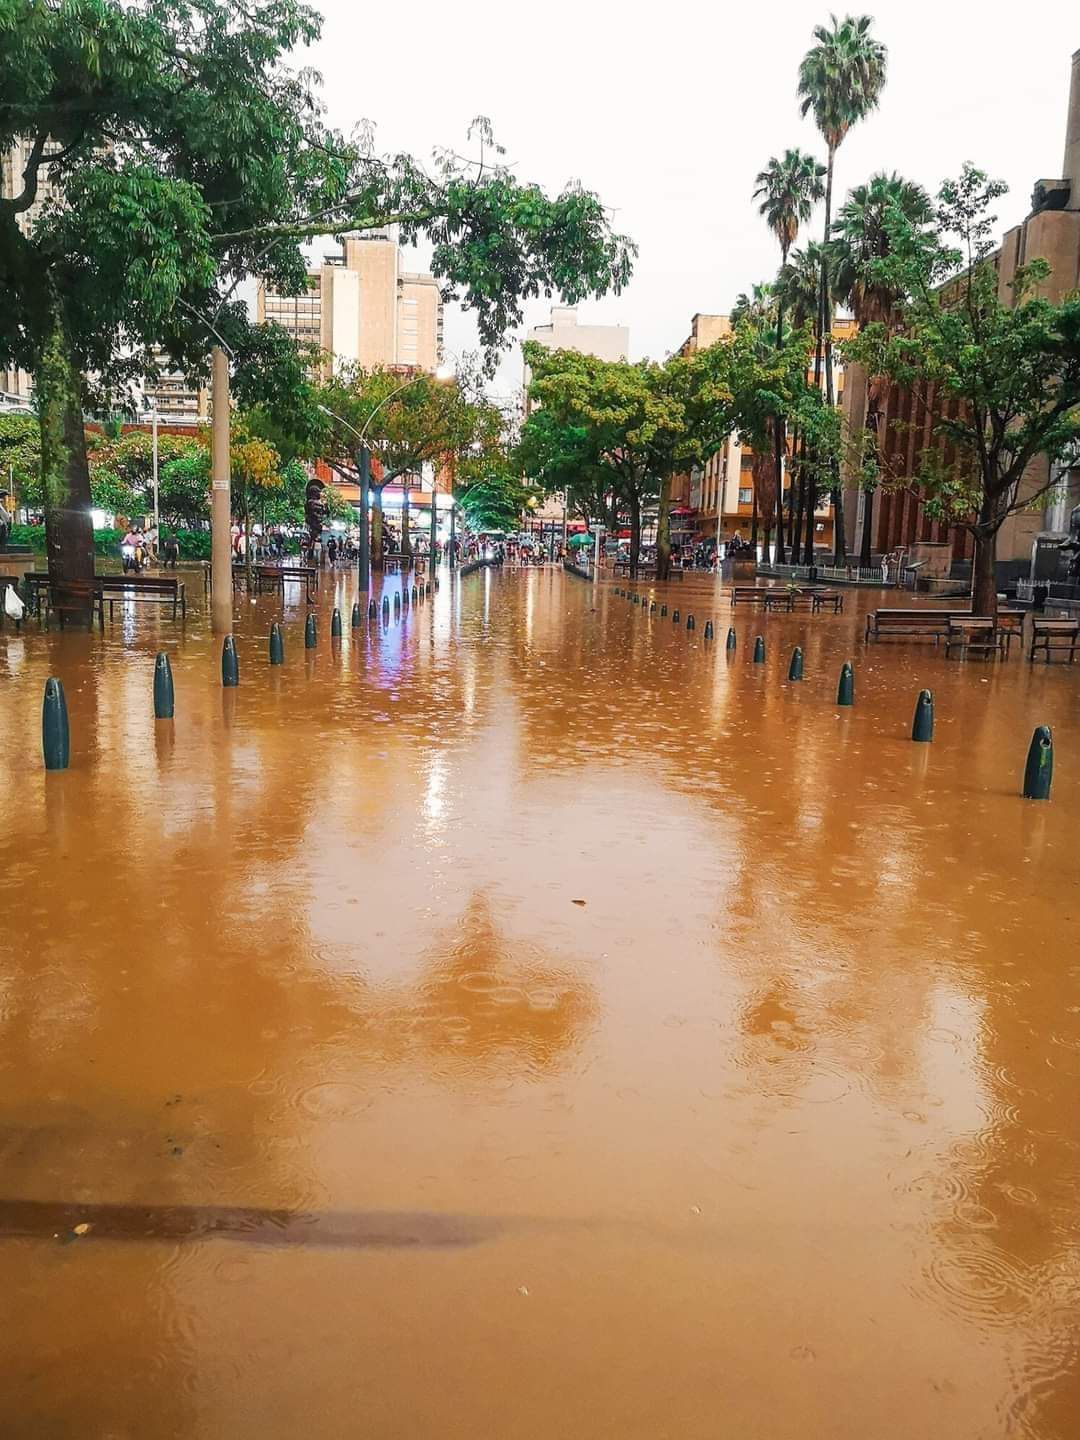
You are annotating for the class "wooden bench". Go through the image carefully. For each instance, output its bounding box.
[811,590,844,614]
[1029,617,1080,663]
[730,586,770,607]
[865,607,1023,645]
[23,571,52,616]
[42,577,105,630]
[254,564,318,602]
[99,575,186,620]
[945,617,1006,661]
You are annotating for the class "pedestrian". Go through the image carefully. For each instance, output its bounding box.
[327,535,337,566]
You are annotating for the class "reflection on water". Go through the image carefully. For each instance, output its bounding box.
[1,563,1079,1438]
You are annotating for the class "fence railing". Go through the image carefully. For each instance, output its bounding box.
[757,562,886,586]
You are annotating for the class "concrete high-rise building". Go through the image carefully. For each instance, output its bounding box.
[257,227,443,377]
[523,306,629,401]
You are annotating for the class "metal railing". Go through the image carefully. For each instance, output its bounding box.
[757,562,886,585]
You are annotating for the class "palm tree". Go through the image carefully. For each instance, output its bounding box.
[754,149,825,562]
[798,13,888,563]
[832,173,931,563]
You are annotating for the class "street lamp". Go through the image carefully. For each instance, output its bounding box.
[320,371,448,592]
[139,402,160,539]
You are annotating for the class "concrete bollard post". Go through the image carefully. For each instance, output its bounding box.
[42,677,70,770]
[672,609,680,624]
[686,614,696,632]
[351,601,362,629]
[221,635,239,687]
[660,604,668,617]
[331,608,342,638]
[650,601,657,615]
[753,636,765,664]
[154,653,175,718]
[837,662,854,706]
[788,646,804,681]
[382,596,390,622]
[704,621,714,640]
[1022,725,1053,800]
[726,627,737,651]
[393,592,401,614]
[268,623,284,666]
[305,614,317,649]
[911,689,934,742]
[368,598,378,620]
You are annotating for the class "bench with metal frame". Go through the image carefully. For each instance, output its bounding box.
[865,607,1023,645]
[945,617,1007,661]
[1029,617,1080,663]
[99,575,186,620]
[730,586,770,607]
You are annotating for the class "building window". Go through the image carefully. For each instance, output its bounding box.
[738,487,752,505]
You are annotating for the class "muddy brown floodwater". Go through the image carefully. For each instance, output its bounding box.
[1,563,1079,1439]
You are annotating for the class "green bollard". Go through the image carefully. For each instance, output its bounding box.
[837,661,854,706]
[393,592,401,613]
[351,601,362,629]
[268,623,284,666]
[368,598,378,620]
[704,621,714,640]
[650,601,657,615]
[426,582,432,596]
[632,593,640,605]
[412,586,418,603]
[753,635,765,664]
[382,596,390,621]
[221,635,239,687]
[331,608,342,638]
[42,676,70,770]
[911,689,934,742]
[660,604,668,617]
[686,614,696,632]
[1022,724,1053,800]
[154,652,175,718]
[305,614,317,649]
[788,646,804,681]
[726,627,737,651]
[672,609,680,624]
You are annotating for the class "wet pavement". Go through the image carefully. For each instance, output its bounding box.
[1,563,1078,1439]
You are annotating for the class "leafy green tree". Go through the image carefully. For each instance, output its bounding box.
[0,0,633,611]
[832,172,933,563]
[319,366,503,565]
[0,411,40,507]
[753,148,825,560]
[798,12,888,560]
[844,165,1080,614]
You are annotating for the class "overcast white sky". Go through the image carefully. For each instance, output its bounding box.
[302,0,1077,391]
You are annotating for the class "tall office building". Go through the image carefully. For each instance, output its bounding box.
[257,227,443,377]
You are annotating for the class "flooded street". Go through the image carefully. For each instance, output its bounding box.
[1,565,1079,1439]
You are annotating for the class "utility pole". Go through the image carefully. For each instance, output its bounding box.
[428,472,438,582]
[151,402,159,539]
[357,444,371,592]
[210,345,232,634]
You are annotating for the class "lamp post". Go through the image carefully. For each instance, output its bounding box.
[319,374,429,593]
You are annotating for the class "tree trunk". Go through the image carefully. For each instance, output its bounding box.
[803,466,817,566]
[656,474,672,581]
[371,488,384,570]
[859,487,875,568]
[750,485,759,548]
[792,440,804,568]
[832,485,846,566]
[971,527,999,618]
[774,419,786,564]
[629,488,641,577]
[37,302,95,618]
[243,490,254,593]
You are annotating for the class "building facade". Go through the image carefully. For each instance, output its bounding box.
[671,313,853,553]
[257,227,443,378]
[842,47,1080,578]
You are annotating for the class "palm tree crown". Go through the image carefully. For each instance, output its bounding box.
[832,172,932,325]
[797,14,888,153]
[753,149,827,262]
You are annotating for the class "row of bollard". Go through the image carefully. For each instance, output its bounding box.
[608,585,1055,800]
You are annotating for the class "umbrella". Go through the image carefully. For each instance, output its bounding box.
[567,532,594,548]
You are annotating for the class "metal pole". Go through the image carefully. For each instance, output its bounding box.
[357,444,371,592]
[449,501,456,568]
[151,404,159,536]
[210,345,232,634]
[428,481,438,582]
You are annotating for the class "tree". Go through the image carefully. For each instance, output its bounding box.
[455,462,529,533]
[754,148,825,561]
[844,165,1080,615]
[798,12,888,561]
[319,365,504,565]
[832,172,933,563]
[0,411,41,507]
[0,0,634,615]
